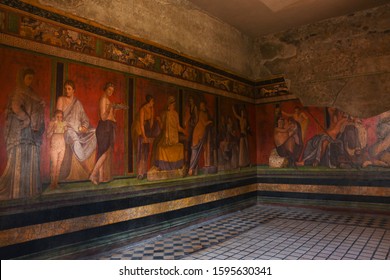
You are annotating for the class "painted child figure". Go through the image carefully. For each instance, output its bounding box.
[47,110,67,190]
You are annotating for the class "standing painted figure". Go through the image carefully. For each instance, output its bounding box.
[184,96,198,167]
[90,82,127,184]
[56,80,97,180]
[232,105,251,168]
[135,94,160,179]
[47,109,67,189]
[0,68,45,200]
[188,101,212,176]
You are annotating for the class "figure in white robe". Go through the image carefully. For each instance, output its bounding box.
[56,80,97,180]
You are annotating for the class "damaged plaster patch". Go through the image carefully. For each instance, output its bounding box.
[255,4,390,117]
[254,34,297,77]
[39,0,84,9]
[39,0,131,9]
[258,34,297,62]
[336,73,390,118]
[291,79,348,108]
[38,0,134,27]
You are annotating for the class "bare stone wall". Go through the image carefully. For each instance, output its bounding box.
[253,4,390,118]
[35,0,256,79]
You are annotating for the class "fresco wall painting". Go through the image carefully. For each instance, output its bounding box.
[1,48,389,202]
[257,99,390,171]
[218,96,256,172]
[0,48,132,197]
[132,78,182,180]
[0,46,258,201]
[0,5,389,204]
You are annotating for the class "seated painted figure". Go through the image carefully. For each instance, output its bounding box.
[298,108,353,168]
[274,117,303,167]
[154,96,186,171]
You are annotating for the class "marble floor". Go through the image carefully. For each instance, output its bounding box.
[88,204,390,260]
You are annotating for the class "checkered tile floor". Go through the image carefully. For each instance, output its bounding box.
[89,204,390,260]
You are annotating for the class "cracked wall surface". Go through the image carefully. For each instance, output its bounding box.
[33,0,256,79]
[253,4,390,117]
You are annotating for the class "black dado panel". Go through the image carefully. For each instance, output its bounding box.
[0,193,256,260]
[0,177,256,230]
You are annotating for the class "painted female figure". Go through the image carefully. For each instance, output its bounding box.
[274,117,303,167]
[154,95,186,170]
[90,82,127,184]
[0,68,45,200]
[184,96,198,166]
[363,110,390,168]
[232,105,251,168]
[282,106,309,141]
[188,101,213,175]
[56,80,97,180]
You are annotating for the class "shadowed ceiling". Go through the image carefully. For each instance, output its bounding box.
[187,0,390,37]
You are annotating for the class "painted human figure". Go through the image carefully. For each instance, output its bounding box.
[135,95,160,179]
[89,82,127,184]
[335,116,368,167]
[184,96,198,167]
[232,105,251,168]
[47,109,67,189]
[274,117,303,166]
[0,68,45,200]
[154,95,186,170]
[363,110,390,168]
[297,108,348,167]
[219,115,239,170]
[188,101,212,176]
[56,80,97,179]
[282,106,309,141]
[274,103,282,127]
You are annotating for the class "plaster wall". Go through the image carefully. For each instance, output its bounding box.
[31,0,256,79]
[253,4,390,118]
